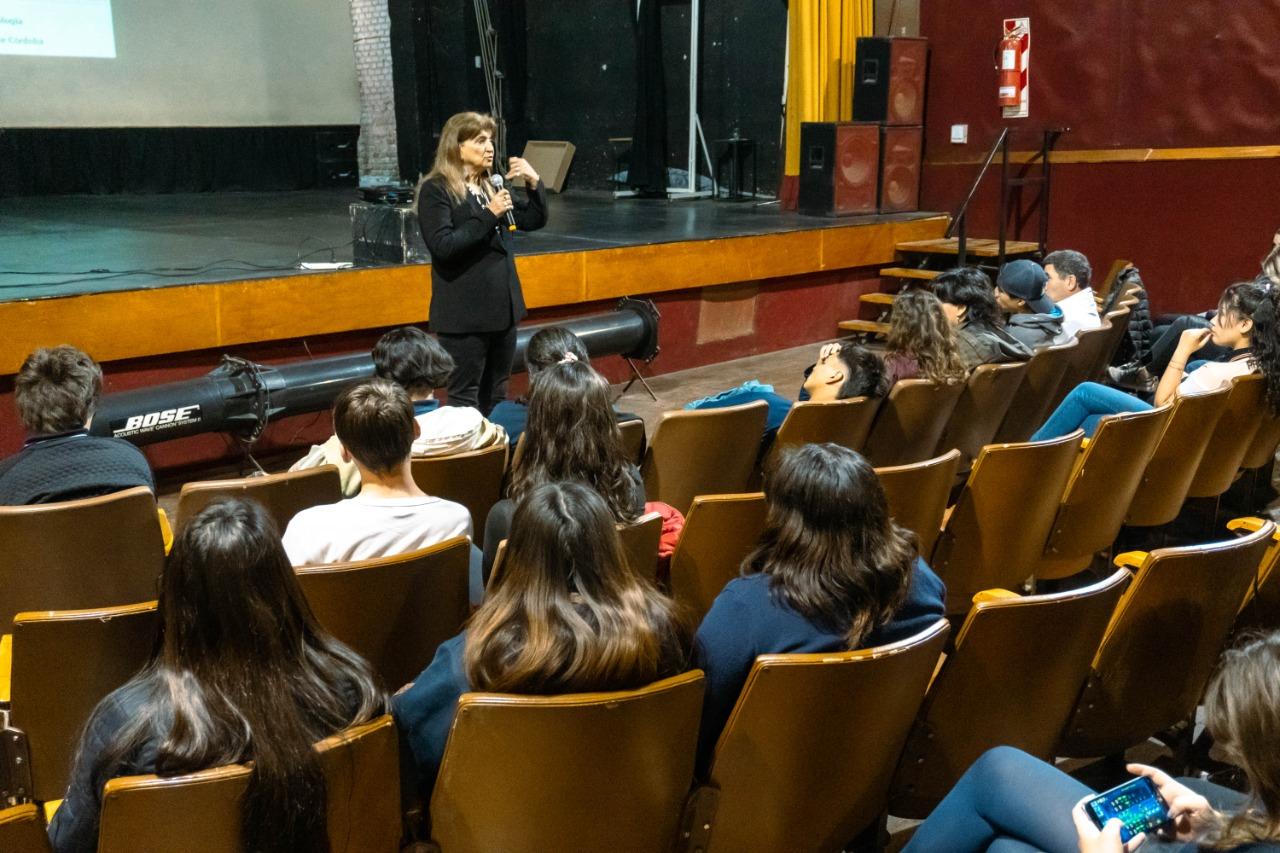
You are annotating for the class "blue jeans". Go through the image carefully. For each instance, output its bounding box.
[1031,382,1152,441]
[902,747,1089,853]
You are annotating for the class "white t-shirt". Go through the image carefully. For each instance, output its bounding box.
[1055,288,1102,343]
[1179,356,1255,396]
[282,493,472,566]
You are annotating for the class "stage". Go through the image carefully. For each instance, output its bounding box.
[0,190,948,374]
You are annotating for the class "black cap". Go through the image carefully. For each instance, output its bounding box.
[997,260,1056,314]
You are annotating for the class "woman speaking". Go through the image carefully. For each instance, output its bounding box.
[416,112,548,413]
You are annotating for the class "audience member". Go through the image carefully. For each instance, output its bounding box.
[483,359,645,576]
[933,268,1033,369]
[692,444,945,770]
[902,631,1280,853]
[1043,249,1102,340]
[882,289,969,385]
[1033,281,1280,439]
[0,346,153,506]
[685,341,889,431]
[49,498,385,853]
[996,259,1067,348]
[488,325,587,443]
[291,327,505,496]
[282,380,476,592]
[395,482,690,793]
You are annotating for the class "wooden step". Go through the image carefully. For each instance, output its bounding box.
[838,319,889,337]
[860,292,896,306]
[879,266,941,281]
[895,237,1040,258]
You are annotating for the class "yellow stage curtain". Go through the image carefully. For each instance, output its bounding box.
[781,0,874,205]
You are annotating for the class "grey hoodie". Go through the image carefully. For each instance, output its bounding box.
[1005,311,1065,350]
[955,322,1034,370]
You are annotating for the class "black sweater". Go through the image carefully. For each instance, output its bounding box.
[0,430,153,505]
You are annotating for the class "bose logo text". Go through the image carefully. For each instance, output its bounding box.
[122,405,200,431]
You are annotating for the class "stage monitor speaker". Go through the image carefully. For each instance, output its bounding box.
[798,122,880,217]
[853,37,928,126]
[514,141,576,193]
[879,125,923,213]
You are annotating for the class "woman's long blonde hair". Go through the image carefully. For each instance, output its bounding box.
[417,111,497,203]
[464,482,690,694]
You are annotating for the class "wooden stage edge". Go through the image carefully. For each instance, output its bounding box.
[1,214,949,376]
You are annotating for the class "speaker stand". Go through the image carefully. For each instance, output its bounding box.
[619,357,659,402]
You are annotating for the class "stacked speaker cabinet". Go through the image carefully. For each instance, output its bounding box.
[879,125,923,212]
[797,122,881,217]
[853,36,927,125]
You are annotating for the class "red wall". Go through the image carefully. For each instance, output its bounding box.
[920,0,1280,313]
[0,268,879,477]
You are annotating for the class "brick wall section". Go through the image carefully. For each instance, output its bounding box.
[350,0,399,184]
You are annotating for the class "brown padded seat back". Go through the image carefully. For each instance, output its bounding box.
[9,603,158,803]
[772,396,881,453]
[667,493,766,624]
[0,803,53,853]
[1188,375,1266,499]
[1125,388,1229,527]
[429,671,704,853]
[411,443,509,532]
[1059,522,1274,758]
[174,465,342,532]
[641,401,769,514]
[889,570,1129,818]
[1050,324,1113,410]
[863,379,966,468]
[618,512,663,579]
[931,432,1082,613]
[97,715,399,853]
[875,450,963,558]
[701,620,948,853]
[937,362,1029,466]
[1037,404,1172,581]
[296,537,470,691]
[1092,308,1132,378]
[1241,398,1280,471]
[993,340,1078,443]
[0,486,163,624]
[619,418,647,465]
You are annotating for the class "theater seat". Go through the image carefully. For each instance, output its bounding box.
[1187,374,1266,500]
[1124,387,1229,528]
[641,401,769,515]
[428,671,704,853]
[667,493,766,624]
[0,804,51,853]
[1058,522,1273,758]
[771,396,881,455]
[411,443,509,533]
[175,465,343,532]
[295,537,470,691]
[685,620,948,853]
[5,603,157,805]
[1226,517,1280,631]
[936,362,1028,468]
[875,449,962,558]
[993,339,1078,443]
[488,513,665,594]
[96,715,400,853]
[888,570,1128,818]
[0,486,164,628]
[863,379,966,468]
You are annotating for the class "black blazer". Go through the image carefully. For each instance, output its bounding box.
[417,176,548,334]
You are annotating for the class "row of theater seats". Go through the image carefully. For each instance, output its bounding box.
[2,515,1278,850]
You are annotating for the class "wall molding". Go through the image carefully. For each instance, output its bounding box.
[927,145,1280,168]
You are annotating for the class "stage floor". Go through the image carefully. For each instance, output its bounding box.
[0,189,939,302]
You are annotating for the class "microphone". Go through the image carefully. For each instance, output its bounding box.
[489,174,517,232]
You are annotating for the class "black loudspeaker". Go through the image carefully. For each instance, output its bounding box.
[316,129,359,187]
[798,122,881,217]
[853,37,928,126]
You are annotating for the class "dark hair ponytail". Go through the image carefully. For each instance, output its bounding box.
[1225,281,1280,415]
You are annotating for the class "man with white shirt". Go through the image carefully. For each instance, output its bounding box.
[283,379,476,592]
[1043,249,1102,341]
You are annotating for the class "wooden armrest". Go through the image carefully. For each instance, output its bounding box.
[1079,437,1091,451]
[1113,551,1148,570]
[0,633,9,705]
[157,507,174,555]
[972,588,1021,604]
[1227,516,1275,538]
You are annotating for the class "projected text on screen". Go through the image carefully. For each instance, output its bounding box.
[0,0,115,58]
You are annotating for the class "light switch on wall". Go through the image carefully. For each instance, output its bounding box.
[950,124,969,144]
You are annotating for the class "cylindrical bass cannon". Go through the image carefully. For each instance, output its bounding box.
[91,298,660,446]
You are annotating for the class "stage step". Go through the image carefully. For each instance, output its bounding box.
[838,319,890,337]
[895,237,1040,258]
[860,292,896,306]
[879,266,941,281]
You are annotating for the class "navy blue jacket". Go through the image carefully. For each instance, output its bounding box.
[692,558,946,771]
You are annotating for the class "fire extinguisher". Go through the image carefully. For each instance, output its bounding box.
[998,33,1021,107]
